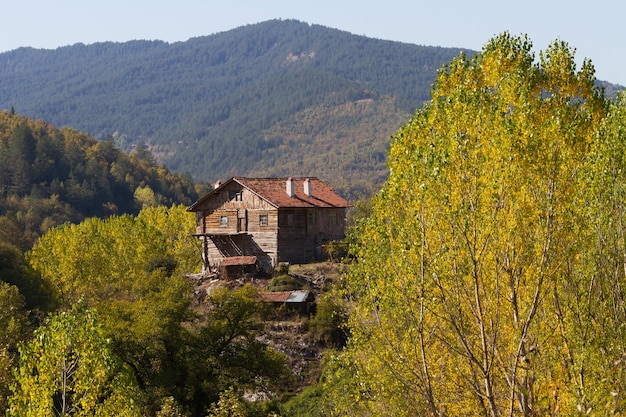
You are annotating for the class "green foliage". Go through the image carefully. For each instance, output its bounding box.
[0,281,30,346]
[0,241,55,311]
[0,282,31,413]
[308,292,348,348]
[8,302,143,416]
[322,240,348,263]
[266,274,303,292]
[24,209,291,416]
[206,388,249,417]
[0,112,199,248]
[25,206,200,413]
[280,383,328,417]
[0,20,471,197]
[206,387,281,417]
[181,285,288,414]
[156,397,190,417]
[26,205,199,305]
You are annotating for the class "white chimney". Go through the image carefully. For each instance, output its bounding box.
[286,177,295,197]
[214,180,221,189]
[304,178,311,197]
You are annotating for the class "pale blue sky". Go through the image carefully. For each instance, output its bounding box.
[1,0,624,85]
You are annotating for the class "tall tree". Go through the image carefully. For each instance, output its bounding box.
[8,124,37,196]
[25,209,196,410]
[334,33,616,416]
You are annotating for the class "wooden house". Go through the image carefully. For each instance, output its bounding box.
[188,177,350,273]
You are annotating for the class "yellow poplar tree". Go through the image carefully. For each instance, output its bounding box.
[8,302,142,417]
[335,33,617,416]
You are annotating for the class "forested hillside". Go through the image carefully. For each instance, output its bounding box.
[0,111,202,249]
[3,27,626,416]
[0,19,469,197]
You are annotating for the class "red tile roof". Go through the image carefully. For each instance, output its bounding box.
[235,177,350,208]
[188,177,350,211]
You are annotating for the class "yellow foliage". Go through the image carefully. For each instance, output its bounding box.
[333,33,626,417]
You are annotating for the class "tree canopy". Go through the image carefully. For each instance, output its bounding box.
[8,302,142,417]
[332,33,626,416]
[0,20,471,197]
[23,206,287,416]
[0,111,202,250]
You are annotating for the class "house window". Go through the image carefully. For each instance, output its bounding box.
[330,212,338,226]
[287,214,294,226]
[220,215,228,227]
[259,214,268,226]
[308,211,317,225]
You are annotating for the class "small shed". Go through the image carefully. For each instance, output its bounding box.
[219,255,258,279]
[260,290,315,314]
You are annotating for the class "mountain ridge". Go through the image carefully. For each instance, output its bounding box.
[0,19,621,197]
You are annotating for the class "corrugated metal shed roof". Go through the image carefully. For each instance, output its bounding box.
[260,290,312,303]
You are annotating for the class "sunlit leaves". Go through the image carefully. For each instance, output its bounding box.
[24,206,199,412]
[335,32,619,416]
[26,205,199,305]
[0,282,30,413]
[8,302,142,417]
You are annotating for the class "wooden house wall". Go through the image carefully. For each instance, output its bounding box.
[276,207,347,264]
[194,182,347,269]
[195,185,275,235]
[277,208,308,263]
[204,232,277,272]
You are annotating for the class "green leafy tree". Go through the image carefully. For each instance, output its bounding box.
[8,302,142,416]
[0,241,55,311]
[8,124,36,196]
[24,206,287,415]
[137,204,201,274]
[206,388,249,417]
[182,285,288,415]
[308,291,348,348]
[579,89,626,414]
[25,209,197,413]
[0,282,31,413]
[334,33,618,416]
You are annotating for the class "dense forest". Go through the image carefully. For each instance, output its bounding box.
[1,20,621,198]
[0,111,203,249]
[4,28,626,416]
[0,19,471,197]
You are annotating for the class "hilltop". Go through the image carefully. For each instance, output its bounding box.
[0,19,470,197]
[0,111,202,249]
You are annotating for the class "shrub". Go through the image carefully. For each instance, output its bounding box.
[266,275,302,292]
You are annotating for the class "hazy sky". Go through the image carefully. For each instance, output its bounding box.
[1,0,624,85]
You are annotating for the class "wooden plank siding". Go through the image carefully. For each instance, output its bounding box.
[189,177,350,273]
[277,207,346,264]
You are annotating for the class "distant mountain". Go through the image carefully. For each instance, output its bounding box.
[0,19,620,197]
[0,20,472,197]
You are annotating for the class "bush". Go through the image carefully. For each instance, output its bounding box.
[308,292,348,348]
[266,274,302,292]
